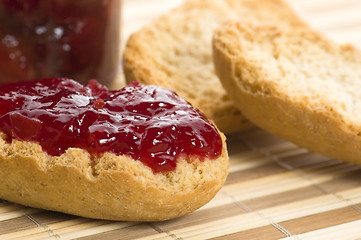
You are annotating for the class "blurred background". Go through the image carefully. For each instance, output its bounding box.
[122,0,361,49]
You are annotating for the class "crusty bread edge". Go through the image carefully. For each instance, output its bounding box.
[213,21,361,165]
[0,130,229,221]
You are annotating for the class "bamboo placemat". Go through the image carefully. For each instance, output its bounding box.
[2,0,361,239]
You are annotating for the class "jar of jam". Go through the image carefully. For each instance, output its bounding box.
[0,0,121,86]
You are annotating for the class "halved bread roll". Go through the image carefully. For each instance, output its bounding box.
[0,132,229,221]
[213,21,361,164]
[123,0,306,134]
[0,78,229,221]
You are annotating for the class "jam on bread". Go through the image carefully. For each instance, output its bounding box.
[0,78,222,172]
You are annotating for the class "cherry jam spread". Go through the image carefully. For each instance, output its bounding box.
[0,78,223,172]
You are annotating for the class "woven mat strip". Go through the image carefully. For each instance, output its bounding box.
[2,130,361,239]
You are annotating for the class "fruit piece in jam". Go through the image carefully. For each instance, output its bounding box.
[0,78,223,173]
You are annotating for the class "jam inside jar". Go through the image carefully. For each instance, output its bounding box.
[0,0,121,86]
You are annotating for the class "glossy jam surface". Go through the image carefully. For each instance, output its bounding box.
[0,0,118,85]
[0,78,223,172]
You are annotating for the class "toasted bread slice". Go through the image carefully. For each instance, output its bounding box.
[0,78,229,222]
[123,0,306,134]
[213,21,361,164]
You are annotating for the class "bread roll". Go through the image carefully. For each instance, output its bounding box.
[123,0,306,134]
[0,78,229,221]
[213,21,361,165]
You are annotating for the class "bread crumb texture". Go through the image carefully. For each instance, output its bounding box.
[123,0,306,134]
[0,132,229,221]
[213,21,361,165]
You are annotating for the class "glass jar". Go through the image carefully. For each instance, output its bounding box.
[0,0,121,86]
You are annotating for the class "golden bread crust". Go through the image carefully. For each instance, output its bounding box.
[213,21,361,165]
[0,132,229,221]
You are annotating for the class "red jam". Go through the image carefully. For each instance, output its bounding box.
[0,0,120,85]
[0,78,223,172]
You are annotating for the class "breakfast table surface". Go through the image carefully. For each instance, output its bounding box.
[2,0,361,239]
